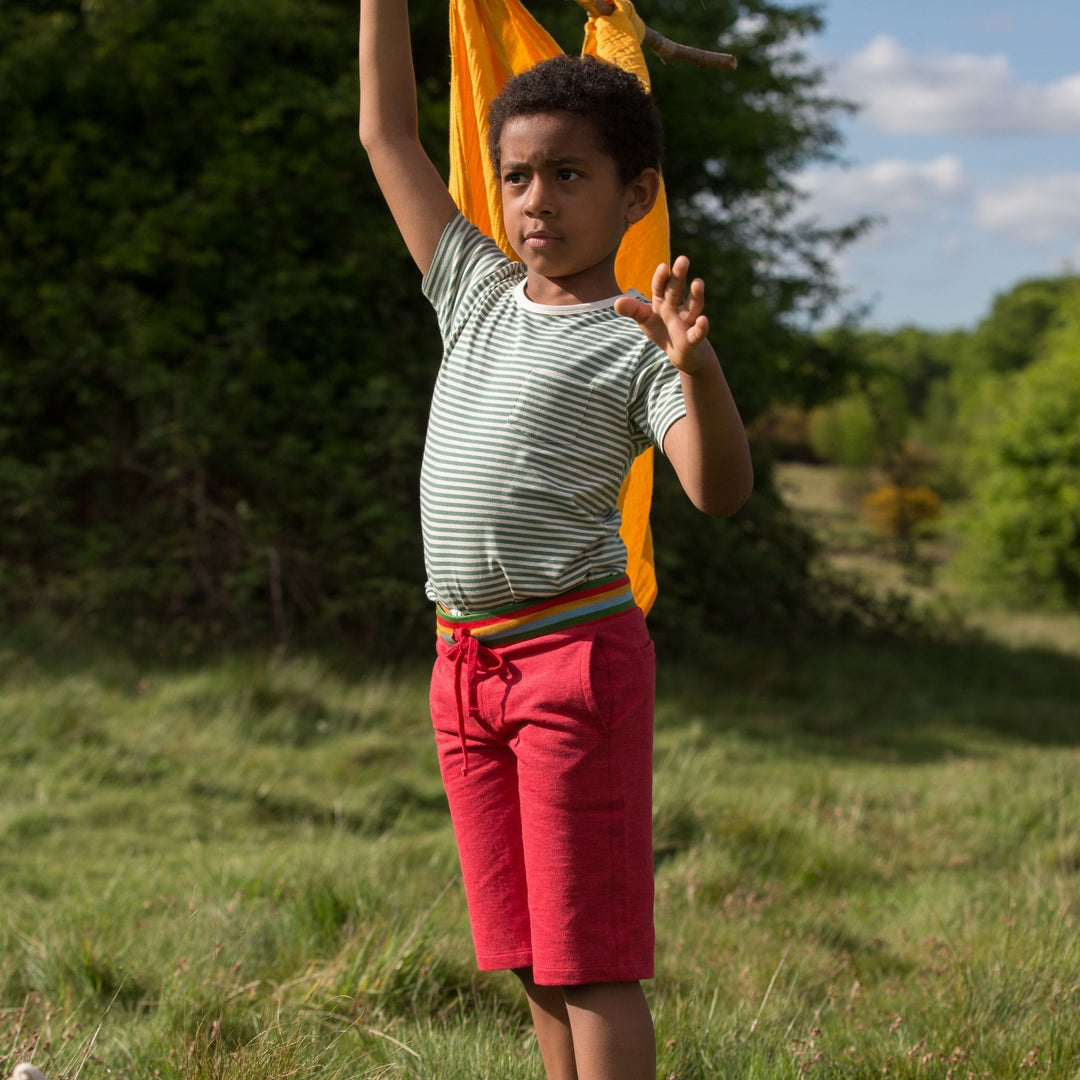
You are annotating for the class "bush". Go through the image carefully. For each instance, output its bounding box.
[0,0,442,655]
[861,485,941,539]
[808,396,880,468]
[956,294,1080,608]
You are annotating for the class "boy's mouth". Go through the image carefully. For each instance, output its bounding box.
[524,232,560,248]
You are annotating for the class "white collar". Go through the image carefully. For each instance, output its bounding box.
[512,279,644,315]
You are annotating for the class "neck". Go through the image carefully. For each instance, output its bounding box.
[523,266,622,307]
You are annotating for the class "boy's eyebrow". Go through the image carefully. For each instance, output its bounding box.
[501,155,591,171]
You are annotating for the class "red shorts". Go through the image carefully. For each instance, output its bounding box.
[430,605,656,986]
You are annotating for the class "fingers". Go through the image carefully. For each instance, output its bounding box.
[686,276,706,320]
[650,261,672,303]
[686,311,710,346]
[652,256,705,317]
[613,294,653,324]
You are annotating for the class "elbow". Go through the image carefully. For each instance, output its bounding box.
[695,467,754,518]
[358,126,398,173]
[358,119,379,152]
[357,109,393,152]
[357,125,420,167]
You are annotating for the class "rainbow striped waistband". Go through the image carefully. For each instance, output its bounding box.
[436,574,636,646]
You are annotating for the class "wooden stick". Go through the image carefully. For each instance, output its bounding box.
[573,0,738,70]
[642,26,738,69]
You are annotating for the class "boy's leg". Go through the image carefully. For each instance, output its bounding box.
[515,969,654,1080]
[514,968,579,1080]
[562,981,655,1080]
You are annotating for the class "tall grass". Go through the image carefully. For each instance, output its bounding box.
[2,618,1079,1078]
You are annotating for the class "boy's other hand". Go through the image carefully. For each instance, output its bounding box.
[614,256,713,375]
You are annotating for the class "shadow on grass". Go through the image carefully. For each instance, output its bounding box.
[655,625,1080,763]
[5,609,1078,765]
[187,776,449,835]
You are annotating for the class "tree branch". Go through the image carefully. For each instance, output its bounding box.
[572,0,738,70]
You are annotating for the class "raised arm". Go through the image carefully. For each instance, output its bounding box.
[615,257,754,518]
[358,0,457,275]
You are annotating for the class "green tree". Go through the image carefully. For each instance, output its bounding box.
[963,275,1080,378]
[1,0,448,648]
[806,326,951,469]
[957,285,1080,609]
[804,323,996,510]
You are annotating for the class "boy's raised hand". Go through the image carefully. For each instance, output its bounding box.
[617,255,754,517]
[614,256,713,374]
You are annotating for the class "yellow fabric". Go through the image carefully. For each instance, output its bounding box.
[448,0,669,614]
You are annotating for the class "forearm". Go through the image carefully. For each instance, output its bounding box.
[615,257,753,514]
[666,344,753,517]
[358,0,419,148]
[357,0,456,272]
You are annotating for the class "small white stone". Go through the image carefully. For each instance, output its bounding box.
[10,1065,49,1080]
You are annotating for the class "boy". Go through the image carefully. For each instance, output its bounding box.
[358,2,753,1077]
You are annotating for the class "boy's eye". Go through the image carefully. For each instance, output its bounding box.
[556,168,581,181]
[503,171,526,185]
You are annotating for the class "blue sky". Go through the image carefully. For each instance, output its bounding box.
[780,0,1080,330]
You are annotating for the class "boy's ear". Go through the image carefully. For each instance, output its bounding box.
[625,167,661,226]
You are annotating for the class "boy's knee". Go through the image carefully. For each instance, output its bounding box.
[562,980,640,1006]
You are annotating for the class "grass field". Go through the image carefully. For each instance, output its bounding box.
[3,468,1080,1078]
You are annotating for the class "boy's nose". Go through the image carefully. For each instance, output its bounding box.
[524,180,554,216]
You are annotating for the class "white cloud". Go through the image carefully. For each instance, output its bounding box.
[976,174,1080,242]
[796,155,969,230]
[833,34,1080,135]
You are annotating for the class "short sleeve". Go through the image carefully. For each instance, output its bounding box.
[628,348,686,455]
[421,213,521,350]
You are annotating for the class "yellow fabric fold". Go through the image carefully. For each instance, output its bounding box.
[448,0,670,614]
[581,0,648,84]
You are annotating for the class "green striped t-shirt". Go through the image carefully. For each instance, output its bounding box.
[420,212,686,615]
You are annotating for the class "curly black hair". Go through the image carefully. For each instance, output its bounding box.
[488,54,663,186]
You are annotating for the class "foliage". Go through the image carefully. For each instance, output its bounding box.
[807,326,960,474]
[0,0,451,651]
[805,283,1080,527]
[799,280,1080,603]
[0,0,867,650]
[808,394,879,468]
[957,291,1080,609]
[962,274,1080,379]
[634,0,873,418]
[650,460,824,641]
[746,405,817,462]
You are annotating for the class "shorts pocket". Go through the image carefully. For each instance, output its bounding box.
[578,635,606,732]
[583,619,655,735]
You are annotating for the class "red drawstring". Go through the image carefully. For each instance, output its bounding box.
[445,627,504,776]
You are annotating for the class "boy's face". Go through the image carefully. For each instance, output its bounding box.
[498,111,657,306]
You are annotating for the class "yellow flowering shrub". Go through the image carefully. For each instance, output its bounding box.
[861,484,942,539]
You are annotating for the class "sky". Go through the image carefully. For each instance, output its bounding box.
[779,0,1080,330]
